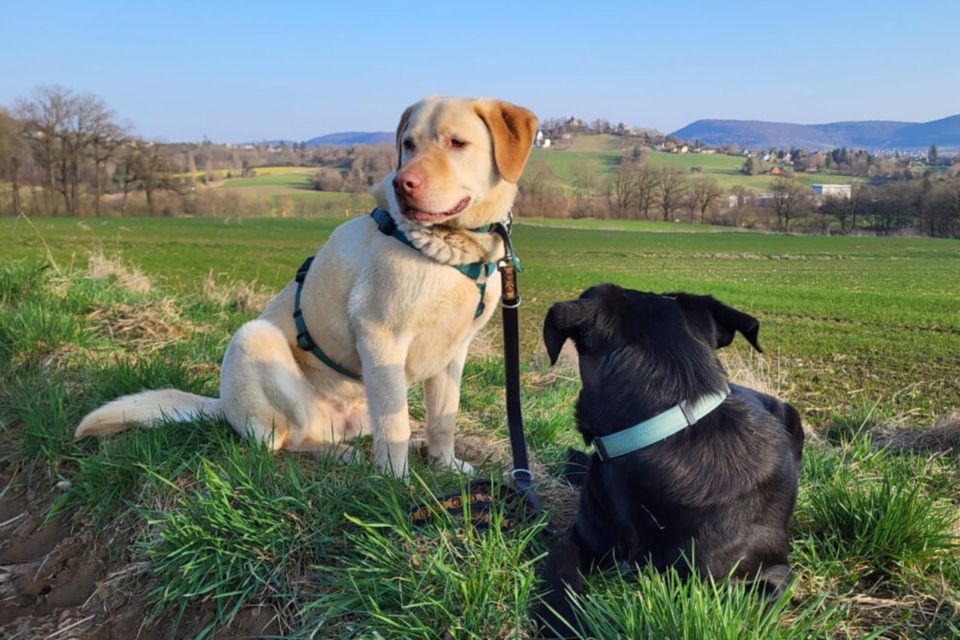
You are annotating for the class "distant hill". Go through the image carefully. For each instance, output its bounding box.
[258,132,392,148]
[303,131,392,147]
[672,115,960,151]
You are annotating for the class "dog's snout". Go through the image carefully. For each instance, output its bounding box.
[393,169,424,195]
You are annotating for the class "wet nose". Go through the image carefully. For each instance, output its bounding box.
[393,169,423,195]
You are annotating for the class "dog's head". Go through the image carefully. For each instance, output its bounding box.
[543,285,762,421]
[383,96,537,229]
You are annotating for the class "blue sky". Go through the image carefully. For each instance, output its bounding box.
[3,1,958,142]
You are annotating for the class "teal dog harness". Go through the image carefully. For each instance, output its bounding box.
[293,208,510,381]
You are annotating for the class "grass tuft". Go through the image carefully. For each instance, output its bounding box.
[559,563,854,640]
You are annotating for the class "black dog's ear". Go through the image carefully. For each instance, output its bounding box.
[543,300,595,365]
[670,293,763,353]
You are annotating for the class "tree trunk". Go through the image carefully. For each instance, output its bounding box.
[10,157,20,216]
[94,139,102,216]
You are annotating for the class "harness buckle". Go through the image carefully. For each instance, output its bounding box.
[678,399,696,426]
[296,331,315,351]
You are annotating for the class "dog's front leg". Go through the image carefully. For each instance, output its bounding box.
[537,531,588,639]
[423,344,473,474]
[358,327,411,478]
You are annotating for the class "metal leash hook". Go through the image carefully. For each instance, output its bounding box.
[492,216,543,519]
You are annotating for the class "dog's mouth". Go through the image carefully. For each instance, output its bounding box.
[399,196,471,223]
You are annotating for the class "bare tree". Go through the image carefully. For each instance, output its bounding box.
[16,86,120,216]
[571,161,598,218]
[657,169,688,221]
[0,110,26,216]
[90,116,125,215]
[770,177,809,231]
[129,142,180,215]
[16,86,69,214]
[606,167,637,218]
[687,177,724,223]
[634,165,659,219]
[517,159,553,216]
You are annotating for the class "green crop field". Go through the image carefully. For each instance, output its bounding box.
[219,170,315,190]
[531,135,860,193]
[1,215,958,638]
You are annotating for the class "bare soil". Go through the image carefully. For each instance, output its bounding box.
[0,459,281,640]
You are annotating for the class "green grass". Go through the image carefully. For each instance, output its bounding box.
[1,218,958,637]
[219,171,315,189]
[532,135,861,193]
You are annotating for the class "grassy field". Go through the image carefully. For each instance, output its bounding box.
[211,167,375,216]
[531,135,860,193]
[1,215,958,638]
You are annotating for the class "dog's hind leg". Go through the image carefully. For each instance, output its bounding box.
[220,319,337,450]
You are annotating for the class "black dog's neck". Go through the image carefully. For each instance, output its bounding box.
[575,345,728,443]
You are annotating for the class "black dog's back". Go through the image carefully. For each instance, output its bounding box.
[537,286,804,638]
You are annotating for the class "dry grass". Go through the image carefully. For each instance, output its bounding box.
[86,298,194,353]
[201,269,271,312]
[875,412,960,455]
[87,251,153,295]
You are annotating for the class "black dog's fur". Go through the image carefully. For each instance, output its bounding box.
[537,284,804,637]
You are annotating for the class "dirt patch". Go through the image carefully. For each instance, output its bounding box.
[0,464,281,639]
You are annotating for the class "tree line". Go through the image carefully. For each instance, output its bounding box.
[515,150,960,238]
[0,86,189,217]
[0,86,393,218]
[2,86,958,237]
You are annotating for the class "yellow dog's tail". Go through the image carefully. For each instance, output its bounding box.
[74,389,223,439]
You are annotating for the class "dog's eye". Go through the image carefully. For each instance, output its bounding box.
[403,139,416,152]
[450,137,467,149]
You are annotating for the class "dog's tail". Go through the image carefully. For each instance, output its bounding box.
[74,389,224,439]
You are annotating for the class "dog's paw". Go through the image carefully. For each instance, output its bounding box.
[433,455,475,475]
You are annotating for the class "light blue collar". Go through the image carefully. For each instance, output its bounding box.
[592,389,730,460]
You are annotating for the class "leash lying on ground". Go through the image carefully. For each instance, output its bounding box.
[409,214,545,531]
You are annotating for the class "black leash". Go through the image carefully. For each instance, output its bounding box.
[492,219,541,519]
[409,215,545,531]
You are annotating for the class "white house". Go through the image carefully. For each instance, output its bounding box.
[811,184,852,199]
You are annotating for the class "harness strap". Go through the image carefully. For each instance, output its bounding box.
[370,208,497,318]
[293,208,511,378]
[293,256,362,380]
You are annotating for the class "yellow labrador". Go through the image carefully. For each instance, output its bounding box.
[75,96,537,478]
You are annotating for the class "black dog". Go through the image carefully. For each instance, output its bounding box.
[537,284,804,637]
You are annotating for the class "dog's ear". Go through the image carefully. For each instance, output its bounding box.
[395,104,414,168]
[543,299,594,365]
[474,100,538,183]
[670,293,763,353]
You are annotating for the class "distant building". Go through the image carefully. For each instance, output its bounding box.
[811,184,852,199]
[769,166,783,176]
